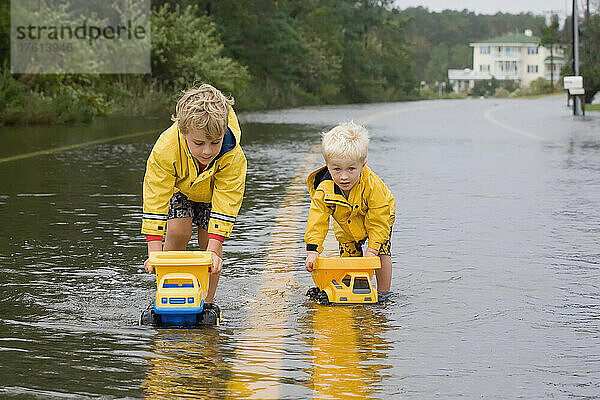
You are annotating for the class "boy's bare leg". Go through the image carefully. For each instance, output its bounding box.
[198,228,221,304]
[163,217,193,251]
[375,255,392,293]
[198,228,208,250]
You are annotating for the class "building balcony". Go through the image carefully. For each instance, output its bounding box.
[492,53,522,61]
[493,73,521,81]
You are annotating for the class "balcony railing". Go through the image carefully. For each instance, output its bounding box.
[492,53,522,60]
[494,73,520,80]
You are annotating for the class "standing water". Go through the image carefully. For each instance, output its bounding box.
[0,96,599,398]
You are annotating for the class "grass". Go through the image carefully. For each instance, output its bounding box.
[586,103,600,111]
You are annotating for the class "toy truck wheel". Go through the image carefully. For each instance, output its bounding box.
[317,290,330,305]
[197,304,222,326]
[139,304,161,326]
[306,287,320,299]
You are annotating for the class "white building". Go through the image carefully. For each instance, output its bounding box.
[448,29,566,93]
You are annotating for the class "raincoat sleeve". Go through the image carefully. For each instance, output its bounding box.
[364,178,395,251]
[304,190,332,253]
[208,147,247,238]
[141,148,176,237]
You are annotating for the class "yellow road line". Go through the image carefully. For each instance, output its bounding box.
[227,104,456,398]
[227,144,321,399]
[0,129,158,164]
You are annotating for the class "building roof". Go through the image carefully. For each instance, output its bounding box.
[475,33,540,45]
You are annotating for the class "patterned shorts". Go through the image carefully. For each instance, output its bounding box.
[167,191,211,229]
[339,231,392,257]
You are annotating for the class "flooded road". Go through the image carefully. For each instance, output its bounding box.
[1,97,599,398]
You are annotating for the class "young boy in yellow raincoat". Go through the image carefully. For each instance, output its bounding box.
[141,84,247,316]
[304,122,395,298]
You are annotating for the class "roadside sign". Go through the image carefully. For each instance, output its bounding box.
[564,76,583,90]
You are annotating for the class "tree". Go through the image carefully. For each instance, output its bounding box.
[541,14,561,91]
[580,12,600,103]
[424,43,449,83]
[151,4,250,95]
[0,0,8,68]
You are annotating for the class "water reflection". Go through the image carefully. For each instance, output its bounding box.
[142,328,234,399]
[302,305,392,399]
[225,145,320,399]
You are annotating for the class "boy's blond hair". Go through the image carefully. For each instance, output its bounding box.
[322,121,369,162]
[172,84,234,140]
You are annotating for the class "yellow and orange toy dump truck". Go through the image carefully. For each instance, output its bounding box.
[306,256,381,305]
[139,251,221,327]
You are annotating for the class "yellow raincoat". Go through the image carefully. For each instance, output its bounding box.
[305,165,395,253]
[141,108,247,238]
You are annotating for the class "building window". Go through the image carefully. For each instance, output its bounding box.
[480,46,490,54]
[527,47,539,54]
[506,47,512,54]
[527,65,539,73]
[479,64,490,72]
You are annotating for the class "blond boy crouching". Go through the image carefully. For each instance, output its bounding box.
[141,84,247,313]
[304,122,395,297]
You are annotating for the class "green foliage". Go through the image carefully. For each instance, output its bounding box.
[471,77,499,97]
[580,13,600,103]
[425,44,449,84]
[529,77,552,94]
[499,80,519,93]
[514,77,552,96]
[207,0,416,105]
[494,87,510,98]
[151,4,250,96]
[541,14,561,90]
[0,0,8,67]
[0,68,109,124]
[0,68,31,124]
[3,0,581,126]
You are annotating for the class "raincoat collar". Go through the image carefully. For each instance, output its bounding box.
[307,165,372,205]
[178,124,238,171]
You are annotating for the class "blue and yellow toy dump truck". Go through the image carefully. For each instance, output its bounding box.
[139,251,221,327]
[306,256,381,305]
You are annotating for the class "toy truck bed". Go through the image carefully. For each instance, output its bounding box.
[151,251,211,326]
[309,256,381,304]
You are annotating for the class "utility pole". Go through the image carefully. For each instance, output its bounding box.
[573,0,580,115]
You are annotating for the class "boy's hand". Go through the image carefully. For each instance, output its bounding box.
[305,251,319,272]
[364,247,379,257]
[144,258,154,273]
[206,238,223,275]
[209,251,223,275]
[145,240,163,273]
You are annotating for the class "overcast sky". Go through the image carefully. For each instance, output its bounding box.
[393,0,588,18]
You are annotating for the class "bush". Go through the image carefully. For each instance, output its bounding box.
[470,77,499,97]
[419,86,436,99]
[494,87,510,98]
[0,68,111,124]
[509,88,522,98]
[499,80,519,93]
[528,77,552,95]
